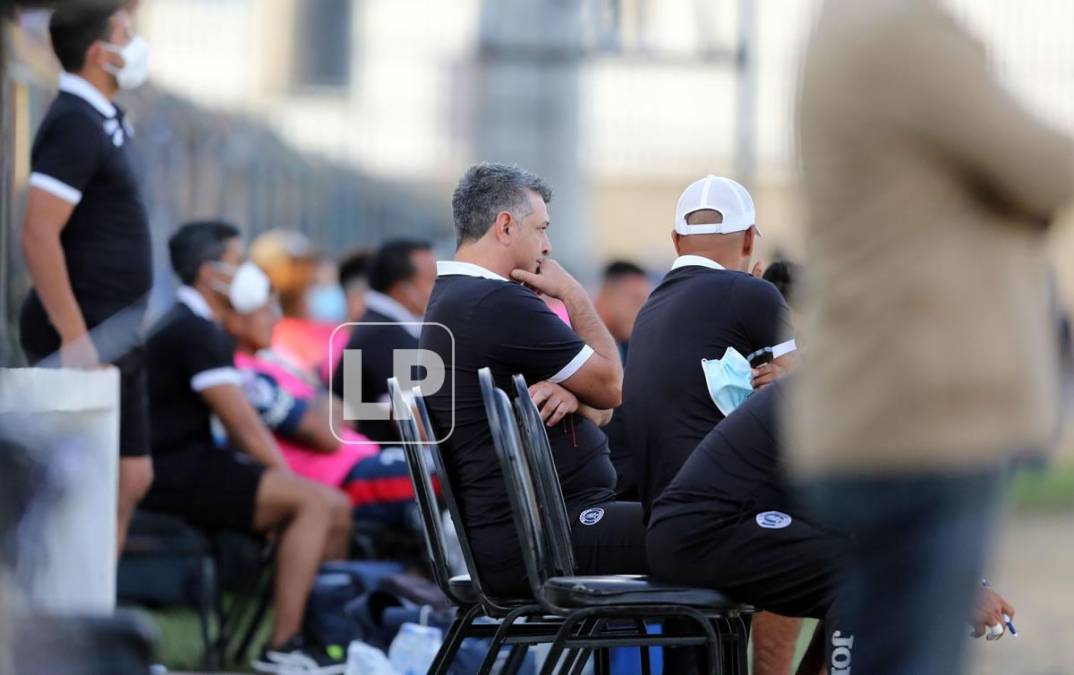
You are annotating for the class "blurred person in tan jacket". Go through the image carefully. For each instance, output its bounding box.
[793,0,1074,673]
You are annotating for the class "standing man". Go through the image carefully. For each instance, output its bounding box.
[332,239,437,444]
[621,175,798,674]
[19,2,153,556]
[795,2,1074,673]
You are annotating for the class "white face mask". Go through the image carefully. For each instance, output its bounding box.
[102,36,150,90]
[212,261,271,314]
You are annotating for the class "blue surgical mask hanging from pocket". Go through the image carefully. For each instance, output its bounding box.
[701,347,754,416]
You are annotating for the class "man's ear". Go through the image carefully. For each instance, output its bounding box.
[85,40,111,70]
[492,211,513,246]
[671,231,682,256]
[741,228,755,257]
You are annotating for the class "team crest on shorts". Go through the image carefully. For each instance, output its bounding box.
[579,507,605,526]
[755,511,792,529]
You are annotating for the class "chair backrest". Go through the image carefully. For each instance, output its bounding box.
[387,377,466,606]
[510,374,576,576]
[408,385,497,605]
[479,368,554,597]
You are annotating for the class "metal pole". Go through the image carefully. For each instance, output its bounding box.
[734,0,758,189]
[475,0,591,283]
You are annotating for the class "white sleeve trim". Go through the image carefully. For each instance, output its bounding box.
[772,339,797,359]
[191,367,243,392]
[549,345,595,384]
[30,172,82,204]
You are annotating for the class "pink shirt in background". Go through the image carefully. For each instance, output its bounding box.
[235,351,378,487]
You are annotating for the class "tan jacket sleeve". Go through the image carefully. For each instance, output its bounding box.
[877,8,1074,222]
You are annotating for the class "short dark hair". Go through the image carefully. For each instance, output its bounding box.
[762,260,802,308]
[169,220,241,285]
[451,163,552,246]
[368,239,432,294]
[49,1,122,73]
[338,247,373,289]
[603,260,646,282]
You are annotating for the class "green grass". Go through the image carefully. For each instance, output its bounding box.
[1009,465,1074,510]
[140,599,273,673]
[143,467,1074,672]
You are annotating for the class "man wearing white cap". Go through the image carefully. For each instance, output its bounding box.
[623,175,798,673]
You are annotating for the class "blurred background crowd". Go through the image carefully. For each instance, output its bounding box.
[3,1,1074,674]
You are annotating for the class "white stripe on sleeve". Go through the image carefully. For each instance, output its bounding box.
[549,345,595,384]
[190,367,243,392]
[772,339,797,359]
[30,172,82,204]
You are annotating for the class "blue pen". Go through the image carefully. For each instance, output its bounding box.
[981,578,1019,637]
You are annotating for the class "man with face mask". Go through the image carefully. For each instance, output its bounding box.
[331,239,437,444]
[622,176,798,674]
[18,2,153,557]
[142,222,354,673]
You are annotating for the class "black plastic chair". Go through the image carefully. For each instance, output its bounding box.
[388,378,566,675]
[481,368,752,674]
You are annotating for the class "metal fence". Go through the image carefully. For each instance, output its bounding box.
[1,51,448,366]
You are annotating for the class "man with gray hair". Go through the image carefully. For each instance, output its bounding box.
[420,162,648,596]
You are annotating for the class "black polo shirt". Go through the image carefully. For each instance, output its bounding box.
[146,287,242,456]
[623,256,794,521]
[332,292,421,443]
[649,380,789,527]
[20,73,151,353]
[420,261,617,579]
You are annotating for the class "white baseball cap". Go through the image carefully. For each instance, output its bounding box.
[674,175,761,236]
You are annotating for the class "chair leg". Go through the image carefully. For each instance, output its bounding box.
[633,620,651,675]
[231,570,275,664]
[539,612,593,675]
[501,643,529,675]
[429,604,483,675]
[477,605,533,675]
[565,617,613,675]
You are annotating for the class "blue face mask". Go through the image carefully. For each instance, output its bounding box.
[307,284,347,323]
[701,347,754,416]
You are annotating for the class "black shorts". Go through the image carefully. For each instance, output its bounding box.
[647,508,847,623]
[141,445,266,532]
[479,500,649,597]
[20,335,151,459]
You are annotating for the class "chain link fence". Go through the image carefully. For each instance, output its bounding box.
[1,42,449,366]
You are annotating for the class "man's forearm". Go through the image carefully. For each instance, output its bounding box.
[22,229,86,339]
[561,288,622,376]
[577,404,613,427]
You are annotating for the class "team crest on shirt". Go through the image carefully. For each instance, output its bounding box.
[755,511,792,529]
[579,508,605,526]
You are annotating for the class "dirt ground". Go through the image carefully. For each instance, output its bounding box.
[966,510,1074,675]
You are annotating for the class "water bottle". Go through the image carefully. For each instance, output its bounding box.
[388,620,444,675]
[345,640,397,675]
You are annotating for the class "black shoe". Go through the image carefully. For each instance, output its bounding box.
[251,636,347,674]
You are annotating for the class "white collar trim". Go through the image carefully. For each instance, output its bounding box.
[436,260,509,282]
[365,290,422,337]
[58,72,116,118]
[671,255,725,272]
[177,285,214,321]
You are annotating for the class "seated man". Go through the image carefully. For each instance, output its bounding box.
[420,162,643,597]
[223,286,435,529]
[141,221,352,673]
[332,239,438,444]
[647,381,1017,674]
